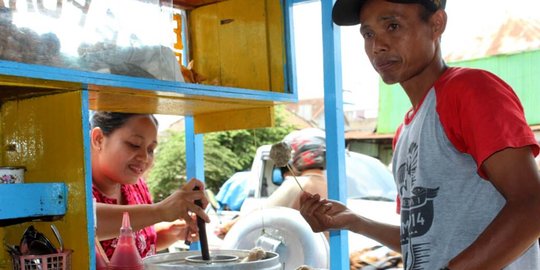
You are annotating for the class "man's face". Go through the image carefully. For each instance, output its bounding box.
[359,0,439,85]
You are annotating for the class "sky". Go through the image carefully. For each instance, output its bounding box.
[291,0,540,117]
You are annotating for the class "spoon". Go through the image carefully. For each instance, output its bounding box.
[50,224,63,253]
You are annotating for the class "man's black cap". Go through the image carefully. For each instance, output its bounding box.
[332,0,446,26]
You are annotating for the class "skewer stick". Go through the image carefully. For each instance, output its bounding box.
[286,163,304,191]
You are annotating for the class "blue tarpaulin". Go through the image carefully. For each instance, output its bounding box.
[215,171,252,211]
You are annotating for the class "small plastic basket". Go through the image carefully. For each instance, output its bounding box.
[12,250,72,270]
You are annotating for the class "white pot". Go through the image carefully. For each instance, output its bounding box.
[0,166,25,184]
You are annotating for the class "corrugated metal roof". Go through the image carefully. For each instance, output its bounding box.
[445,17,540,61]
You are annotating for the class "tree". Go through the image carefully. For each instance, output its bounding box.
[146,131,186,202]
[147,105,297,201]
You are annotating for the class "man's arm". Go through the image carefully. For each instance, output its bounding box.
[300,192,402,252]
[449,146,540,269]
[347,214,402,252]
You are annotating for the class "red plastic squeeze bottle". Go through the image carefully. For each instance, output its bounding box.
[108,212,144,270]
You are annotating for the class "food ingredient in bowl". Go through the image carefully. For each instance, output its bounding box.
[241,247,266,263]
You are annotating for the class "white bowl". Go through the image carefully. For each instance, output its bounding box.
[0,166,25,184]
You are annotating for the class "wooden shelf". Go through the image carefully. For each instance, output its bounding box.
[0,60,293,112]
[0,183,67,222]
[172,0,227,9]
[0,60,294,133]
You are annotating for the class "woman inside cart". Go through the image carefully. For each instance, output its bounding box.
[90,111,210,259]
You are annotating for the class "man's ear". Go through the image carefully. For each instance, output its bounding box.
[431,9,447,39]
[90,127,104,151]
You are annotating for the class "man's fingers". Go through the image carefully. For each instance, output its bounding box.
[300,191,314,203]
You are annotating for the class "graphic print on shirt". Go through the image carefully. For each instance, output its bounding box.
[397,142,439,270]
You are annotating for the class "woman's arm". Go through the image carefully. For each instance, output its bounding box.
[96,203,160,240]
[96,179,210,241]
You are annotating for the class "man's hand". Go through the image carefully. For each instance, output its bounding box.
[299,192,353,232]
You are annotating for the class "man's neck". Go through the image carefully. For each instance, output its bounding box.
[300,169,325,177]
[401,58,448,110]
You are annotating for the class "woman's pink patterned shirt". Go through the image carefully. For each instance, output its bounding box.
[93,178,157,259]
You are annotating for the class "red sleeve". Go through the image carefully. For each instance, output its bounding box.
[392,124,403,151]
[435,68,539,178]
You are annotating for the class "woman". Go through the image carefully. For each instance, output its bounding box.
[91,111,209,259]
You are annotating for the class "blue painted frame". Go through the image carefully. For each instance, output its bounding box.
[320,1,349,269]
[80,88,97,269]
[285,0,349,269]
[0,60,296,103]
[185,116,205,251]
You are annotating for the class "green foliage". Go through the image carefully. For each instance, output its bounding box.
[146,105,297,202]
[147,131,187,202]
[201,134,242,192]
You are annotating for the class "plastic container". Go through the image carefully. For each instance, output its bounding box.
[0,1,182,82]
[108,212,143,270]
[12,250,72,270]
[0,166,25,184]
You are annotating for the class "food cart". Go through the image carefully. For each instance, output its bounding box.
[0,0,349,269]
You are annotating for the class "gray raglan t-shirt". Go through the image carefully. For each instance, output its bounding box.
[392,67,539,269]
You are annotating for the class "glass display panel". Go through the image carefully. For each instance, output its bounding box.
[0,0,183,81]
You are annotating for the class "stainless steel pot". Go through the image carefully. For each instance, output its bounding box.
[144,249,282,270]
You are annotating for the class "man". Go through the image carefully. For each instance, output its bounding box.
[265,128,328,210]
[299,1,540,269]
[215,128,328,238]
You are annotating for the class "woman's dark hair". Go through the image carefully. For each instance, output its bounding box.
[90,111,158,136]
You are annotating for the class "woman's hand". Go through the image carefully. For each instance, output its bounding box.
[155,178,210,233]
[155,219,200,251]
[214,217,239,240]
[299,191,353,232]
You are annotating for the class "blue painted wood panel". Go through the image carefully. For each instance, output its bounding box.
[0,183,67,220]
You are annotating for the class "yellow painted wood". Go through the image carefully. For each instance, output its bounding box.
[266,0,286,93]
[0,91,90,268]
[218,0,270,90]
[190,0,286,92]
[189,4,221,85]
[0,75,81,91]
[194,106,274,133]
[88,84,275,116]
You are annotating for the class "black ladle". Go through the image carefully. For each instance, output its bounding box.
[193,186,210,261]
